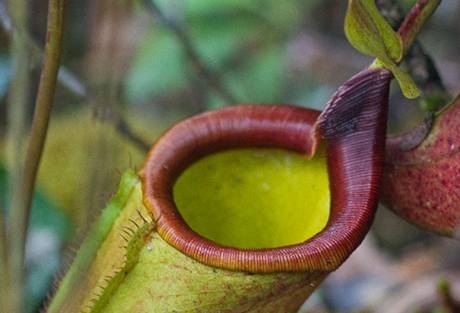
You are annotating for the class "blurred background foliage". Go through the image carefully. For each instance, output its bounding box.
[0,0,459,312]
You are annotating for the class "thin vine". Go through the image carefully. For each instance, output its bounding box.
[7,1,66,312]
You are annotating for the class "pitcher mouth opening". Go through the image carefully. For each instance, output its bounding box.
[172,146,331,250]
[141,104,379,273]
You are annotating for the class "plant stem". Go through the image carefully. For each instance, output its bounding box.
[3,0,31,311]
[0,2,150,153]
[385,0,444,148]
[95,109,151,152]
[0,205,8,313]
[378,0,446,94]
[370,0,441,69]
[398,0,441,55]
[8,1,66,312]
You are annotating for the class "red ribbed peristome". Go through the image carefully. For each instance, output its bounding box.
[142,68,391,273]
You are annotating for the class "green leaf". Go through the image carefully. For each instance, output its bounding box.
[373,59,421,99]
[345,0,402,62]
[345,0,420,99]
[390,65,421,99]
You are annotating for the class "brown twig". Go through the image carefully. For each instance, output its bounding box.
[93,109,151,152]
[79,86,151,152]
[0,203,8,313]
[398,0,441,54]
[438,279,460,313]
[377,0,447,96]
[0,1,150,153]
[3,0,31,311]
[366,0,440,85]
[376,0,443,83]
[143,0,238,104]
[378,0,446,149]
[368,0,442,81]
[7,1,66,313]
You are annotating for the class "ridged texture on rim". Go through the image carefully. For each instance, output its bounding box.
[142,68,391,273]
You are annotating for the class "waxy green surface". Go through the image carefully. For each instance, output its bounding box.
[345,0,420,99]
[48,148,331,312]
[173,148,330,249]
[99,232,325,313]
[47,171,154,313]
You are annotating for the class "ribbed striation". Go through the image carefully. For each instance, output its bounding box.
[142,68,391,273]
[316,68,391,140]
